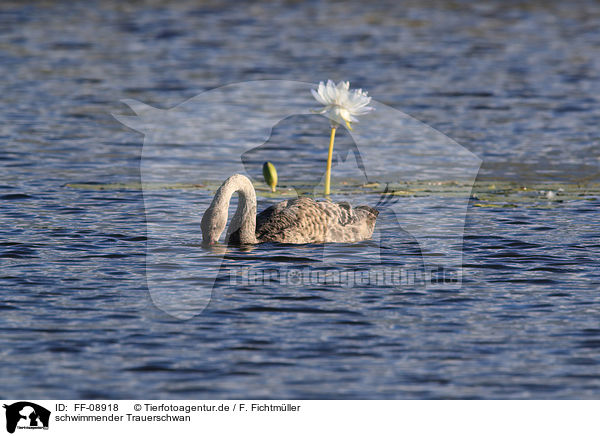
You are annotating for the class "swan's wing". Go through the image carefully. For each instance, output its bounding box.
[318,200,378,226]
[256,200,289,230]
[256,197,330,242]
[355,205,379,218]
[319,200,379,242]
[257,197,378,243]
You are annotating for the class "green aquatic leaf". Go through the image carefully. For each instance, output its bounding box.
[64,179,600,207]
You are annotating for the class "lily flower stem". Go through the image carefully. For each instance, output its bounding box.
[324,126,337,196]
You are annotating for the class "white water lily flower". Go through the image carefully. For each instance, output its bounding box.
[311,80,374,129]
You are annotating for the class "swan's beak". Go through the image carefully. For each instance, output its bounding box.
[202,238,217,247]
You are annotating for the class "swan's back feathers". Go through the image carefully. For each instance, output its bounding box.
[256,197,378,244]
[256,200,290,230]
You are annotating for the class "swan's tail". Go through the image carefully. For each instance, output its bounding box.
[374,183,400,211]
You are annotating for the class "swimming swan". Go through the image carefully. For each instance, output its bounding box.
[201,174,379,245]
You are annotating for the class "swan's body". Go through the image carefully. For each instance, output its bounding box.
[201,174,378,246]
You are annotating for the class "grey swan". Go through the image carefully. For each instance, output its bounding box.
[201,174,379,246]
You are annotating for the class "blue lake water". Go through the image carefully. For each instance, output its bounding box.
[1,0,599,399]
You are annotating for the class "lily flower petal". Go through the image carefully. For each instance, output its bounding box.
[311,80,374,128]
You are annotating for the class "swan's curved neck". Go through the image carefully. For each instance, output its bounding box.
[208,174,257,244]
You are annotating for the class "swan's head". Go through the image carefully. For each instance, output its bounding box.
[201,204,227,246]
